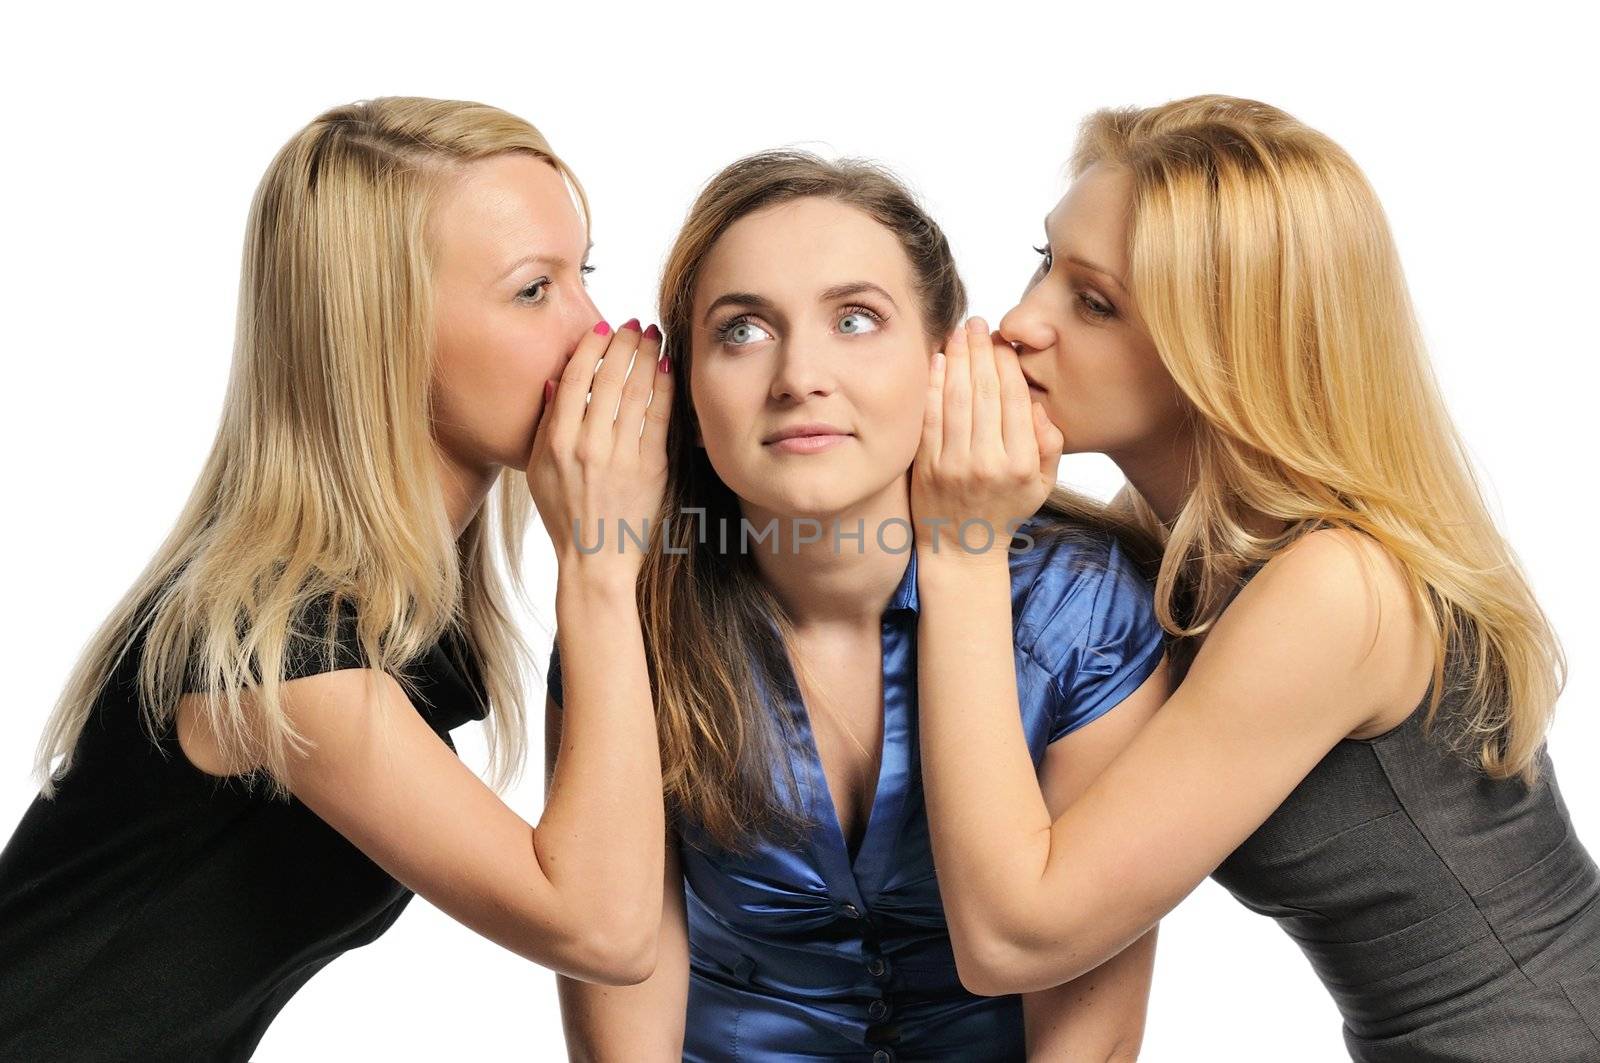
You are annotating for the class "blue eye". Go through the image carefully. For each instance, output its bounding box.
[838,308,881,335]
[718,317,773,346]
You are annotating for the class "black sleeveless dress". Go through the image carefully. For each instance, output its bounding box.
[1199,567,1600,1060]
[0,597,489,1062]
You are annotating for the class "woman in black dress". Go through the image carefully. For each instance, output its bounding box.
[0,96,673,1061]
[910,95,1599,1060]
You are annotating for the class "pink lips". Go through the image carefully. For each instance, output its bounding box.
[770,434,850,454]
[763,422,853,455]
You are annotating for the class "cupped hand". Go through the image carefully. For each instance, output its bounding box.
[910,315,1062,562]
[526,320,674,579]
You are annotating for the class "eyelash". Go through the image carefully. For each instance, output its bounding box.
[1033,244,1116,321]
[518,264,596,305]
[713,304,885,344]
[1078,292,1115,320]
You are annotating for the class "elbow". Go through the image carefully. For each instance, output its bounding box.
[591,941,658,987]
[560,901,661,986]
[951,933,1030,997]
[947,908,1094,997]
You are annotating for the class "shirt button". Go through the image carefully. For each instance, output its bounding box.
[872,1050,895,1063]
[868,998,890,1021]
[867,957,888,978]
[839,902,861,919]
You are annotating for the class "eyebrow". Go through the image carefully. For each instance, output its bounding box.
[1042,217,1128,293]
[700,281,900,325]
[497,241,595,282]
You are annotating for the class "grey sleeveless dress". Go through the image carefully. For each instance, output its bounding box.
[1200,569,1600,1060]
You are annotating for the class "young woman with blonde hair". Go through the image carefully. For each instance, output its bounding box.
[0,96,673,1061]
[914,95,1599,1060]
[551,150,1171,1061]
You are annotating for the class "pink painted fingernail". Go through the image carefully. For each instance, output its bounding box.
[644,323,661,341]
[593,320,611,336]
[620,318,641,332]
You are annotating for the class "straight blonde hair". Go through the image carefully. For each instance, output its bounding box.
[34,96,589,798]
[1075,95,1565,781]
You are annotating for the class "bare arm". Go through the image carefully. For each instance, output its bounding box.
[919,528,1427,995]
[1020,671,1167,1061]
[178,320,674,985]
[178,568,665,984]
[547,694,689,1062]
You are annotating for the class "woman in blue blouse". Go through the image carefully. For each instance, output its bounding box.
[546,151,1169,1061]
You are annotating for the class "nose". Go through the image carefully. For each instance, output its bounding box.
[999,290,1053,356]
[769,336,835,403]
[569,285,602,334]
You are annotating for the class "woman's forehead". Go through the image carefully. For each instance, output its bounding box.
[694,198,914,313]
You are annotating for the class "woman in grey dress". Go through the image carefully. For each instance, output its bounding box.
[908,95,1598,1060]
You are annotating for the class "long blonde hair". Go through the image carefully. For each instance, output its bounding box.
[646,150,1155,851]
[34,96,589,798]
[1075,94,1565,781]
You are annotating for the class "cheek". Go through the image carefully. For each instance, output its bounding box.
[874,359,930,461]
[431,303,570,460]
[1050,328,1183,445]
[687,363,756,473]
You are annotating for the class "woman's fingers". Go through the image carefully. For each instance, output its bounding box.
[547,320,615,454]
[613,323,662,452]
[920,341,949,467]
[992,330,1034,470]
[942,321,973,465]
[1032,402,1065,488]
[966,316,1003,464]
[580,320,644,456]
[638,330,675,463]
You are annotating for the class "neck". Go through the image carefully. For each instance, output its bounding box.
[435,447,498,541]
[742,475,912,628]
[1109,426,1290,544]
[1108,425,1195,529]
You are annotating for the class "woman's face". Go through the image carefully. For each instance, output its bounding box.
[689,196,932,522]
[999,162,1189,459]
[430,153,600,472]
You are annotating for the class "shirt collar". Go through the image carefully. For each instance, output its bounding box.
[885,547,919,615]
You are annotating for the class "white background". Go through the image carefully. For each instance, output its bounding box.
[2,2,1595,1059]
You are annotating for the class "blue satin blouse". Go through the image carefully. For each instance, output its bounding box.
[546,520,1166,1062]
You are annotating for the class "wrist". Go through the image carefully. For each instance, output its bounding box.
[916,544,1012,596]
[555,559,640,606]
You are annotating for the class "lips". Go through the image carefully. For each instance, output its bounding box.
[762,422,851,445]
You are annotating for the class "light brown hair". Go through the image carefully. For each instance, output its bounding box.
[645,150,1155,851]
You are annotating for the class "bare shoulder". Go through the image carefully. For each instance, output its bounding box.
[1212,526,1434,737]
[175,666,403,779]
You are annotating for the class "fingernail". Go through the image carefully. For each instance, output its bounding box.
[593,320,611,336]
[621,318,641,332]
[969,316,988,333]
[644,323,661,341]
[657,352,671,373]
